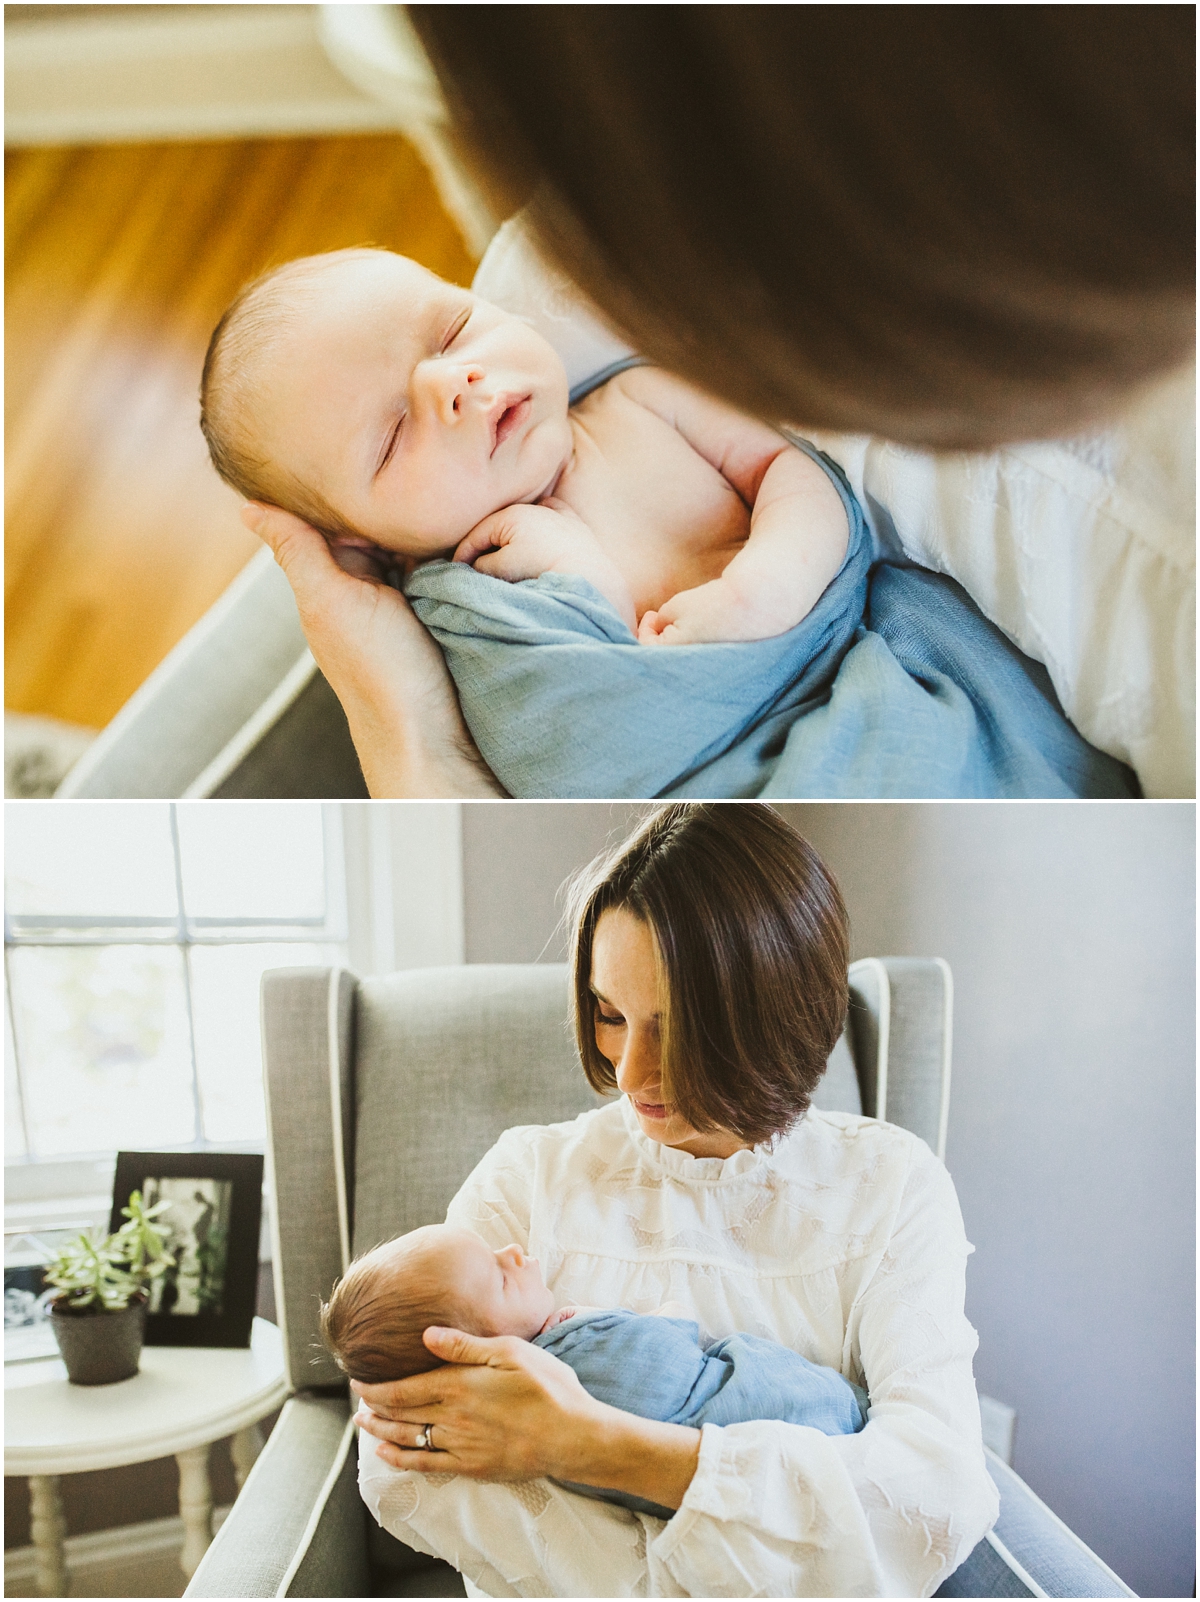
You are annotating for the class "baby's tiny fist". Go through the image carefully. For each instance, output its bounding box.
[637,610,666,645]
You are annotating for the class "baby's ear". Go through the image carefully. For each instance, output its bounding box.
[329,543,392,582]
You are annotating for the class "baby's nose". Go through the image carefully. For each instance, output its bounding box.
[428,361,484,421]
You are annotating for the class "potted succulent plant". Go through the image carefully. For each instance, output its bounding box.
[44,1191,176,1385]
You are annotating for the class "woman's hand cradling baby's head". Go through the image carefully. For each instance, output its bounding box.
[239,502,503,798]
[351,1325,604,1482]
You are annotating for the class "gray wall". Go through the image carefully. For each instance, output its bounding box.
[460,800,1195,1599]
[462,803,650,964]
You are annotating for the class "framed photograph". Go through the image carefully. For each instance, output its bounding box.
[110,1152,263,1348]
[6,1225,104,1364]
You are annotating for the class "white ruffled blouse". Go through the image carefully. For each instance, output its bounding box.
[358,1098,999,1597]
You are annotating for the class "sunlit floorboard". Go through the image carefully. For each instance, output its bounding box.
[5,135,476,728]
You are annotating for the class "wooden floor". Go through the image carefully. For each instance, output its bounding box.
[5,135,477,728]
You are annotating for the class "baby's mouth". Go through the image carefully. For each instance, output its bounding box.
[491,395,531,454]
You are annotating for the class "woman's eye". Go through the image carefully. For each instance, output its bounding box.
[595,1011,624,1028]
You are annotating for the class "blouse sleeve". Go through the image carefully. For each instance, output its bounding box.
[442,1125,537,1248]
[647,1143,999,1597]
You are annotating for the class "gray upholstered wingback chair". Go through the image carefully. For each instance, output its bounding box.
[187,960,1133,1600]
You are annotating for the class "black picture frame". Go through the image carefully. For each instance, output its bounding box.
[110,1151,263,1348]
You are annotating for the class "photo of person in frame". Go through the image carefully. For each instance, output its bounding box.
[141,1176,233,1319]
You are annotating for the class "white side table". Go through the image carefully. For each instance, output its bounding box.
[5,1316,288,1597]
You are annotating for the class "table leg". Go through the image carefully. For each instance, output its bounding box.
[175,1444,213,1579]
[230,1422,264,1492]
[28,1474,67,1598]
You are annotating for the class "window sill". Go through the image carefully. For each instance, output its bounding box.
[5,1155,271,1260]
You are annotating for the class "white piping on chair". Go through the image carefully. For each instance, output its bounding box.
[274,1416,358,1598]
[326,968,352,1274]
[182,650,318,798]
[260,982,293,1392]
[935,957,953,1161]
[849,957,891,1123]
[982,1448,1135,1596]
[983,1530,1049,1598]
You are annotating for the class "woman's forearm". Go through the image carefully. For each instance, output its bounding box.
[556,1403,702,1511]
[242,503,506,799]
[345,695,505,799]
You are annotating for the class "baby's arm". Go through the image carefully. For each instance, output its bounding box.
[453,499,637,633]
[619,368,850,645]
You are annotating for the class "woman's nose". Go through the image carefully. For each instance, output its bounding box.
[613,1027,661,1095]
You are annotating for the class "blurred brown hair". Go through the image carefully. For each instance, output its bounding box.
[411,5,1194,448]
[568,803,849,1146]
[319,1243,450,1385]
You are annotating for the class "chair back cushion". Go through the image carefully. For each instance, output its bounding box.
[810,1030,862,1117]
[352,964,603,1256]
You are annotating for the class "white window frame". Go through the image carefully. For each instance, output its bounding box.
[4,803,349,1227]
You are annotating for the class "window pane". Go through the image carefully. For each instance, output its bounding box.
[189,943,340,1143]
[5,994,27,1160]
[176,804,326,924]
[7,946,196,1157]
[5,803,177,920]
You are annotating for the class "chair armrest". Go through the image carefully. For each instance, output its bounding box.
[936,1448,1136,1598]
[185,1393,369,1599]
[57,547,308,798]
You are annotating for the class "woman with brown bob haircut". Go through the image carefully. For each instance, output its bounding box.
[569,802,849,1147]
[354,803,998,1596]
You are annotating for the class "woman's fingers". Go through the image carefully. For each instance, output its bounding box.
[354,1405,442,1444]
[372,1442,458,1473]
[355,1409,463,1473]
[243,502,365,589]
[350,1329,519,1422]
[423,1326,518,1366]
[241,499,323,552]
[353,1332,604,1482]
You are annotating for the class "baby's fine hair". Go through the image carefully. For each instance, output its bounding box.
[199,248,386,541]
[319,1240,455,1385]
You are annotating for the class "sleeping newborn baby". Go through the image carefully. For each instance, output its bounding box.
[201,247,1139,800]
[200,245,850,647]
[322,1224,868,1522]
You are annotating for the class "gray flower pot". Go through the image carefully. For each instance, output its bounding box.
[50,1298,147,1385]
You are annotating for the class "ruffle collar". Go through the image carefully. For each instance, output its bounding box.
[618,1094,777,1182]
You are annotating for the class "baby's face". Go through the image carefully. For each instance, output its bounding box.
[251,252,573,555]
[396,1225,555,1340]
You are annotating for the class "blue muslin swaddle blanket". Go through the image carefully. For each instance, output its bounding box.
[533,1308,868,1520]
[405,437,1138,799]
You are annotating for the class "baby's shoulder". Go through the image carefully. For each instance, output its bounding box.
[572,362,695,420]
[605,362,696,417]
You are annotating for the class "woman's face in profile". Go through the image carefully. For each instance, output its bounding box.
[590,906,748,1161]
